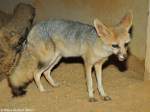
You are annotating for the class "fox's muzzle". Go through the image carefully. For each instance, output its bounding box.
[118,54,127,61]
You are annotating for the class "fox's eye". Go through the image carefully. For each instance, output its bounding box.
[112,44,119,48]
[124,43,129,47]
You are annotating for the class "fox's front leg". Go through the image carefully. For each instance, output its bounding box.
[94,62,111,101]
[84,62,97,102]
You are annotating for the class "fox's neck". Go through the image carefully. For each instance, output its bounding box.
[94,37,113,58]
[102,44,113,55]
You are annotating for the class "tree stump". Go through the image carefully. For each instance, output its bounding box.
[0,10,11,28]
[0,3,35,81]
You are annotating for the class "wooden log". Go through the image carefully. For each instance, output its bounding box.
[144,0,150,81]
[0,3,35,81]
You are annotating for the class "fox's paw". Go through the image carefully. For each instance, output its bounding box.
[103,96,112,101]
[52,82,60,88]
[39,88,46,92]
[41,89,51,93]
[89,98,98,102]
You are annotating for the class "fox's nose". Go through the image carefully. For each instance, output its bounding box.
[118,54,127,61]
[123,54,127,59]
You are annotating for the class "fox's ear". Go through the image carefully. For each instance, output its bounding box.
[94,18,112,38]
[120,11,133,31]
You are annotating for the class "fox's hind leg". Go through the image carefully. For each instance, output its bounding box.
[34,61,52,92]
[34,67,48,92]
[44,55,61,87]
[34,52,61,91]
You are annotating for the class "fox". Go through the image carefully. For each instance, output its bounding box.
[8,12,133,102]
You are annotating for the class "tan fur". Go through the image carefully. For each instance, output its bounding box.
[9,12,133,100]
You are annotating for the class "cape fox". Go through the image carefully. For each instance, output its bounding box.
[8,12,133,102]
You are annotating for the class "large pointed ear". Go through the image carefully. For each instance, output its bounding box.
[120,11,133,31]
[94,18,112,38]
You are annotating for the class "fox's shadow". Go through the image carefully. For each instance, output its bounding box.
[103,54,127,72]
[54,54,127,72]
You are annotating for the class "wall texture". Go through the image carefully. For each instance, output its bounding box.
[0,0,148,60]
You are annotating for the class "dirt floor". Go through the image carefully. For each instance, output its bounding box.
[0,55,150,112]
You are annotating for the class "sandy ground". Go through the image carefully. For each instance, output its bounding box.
[0,55,150,112]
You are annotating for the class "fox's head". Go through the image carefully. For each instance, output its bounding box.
[94,12,133,61]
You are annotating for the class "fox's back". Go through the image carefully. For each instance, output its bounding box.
[31,19,98,43]
[28,19,100,57]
